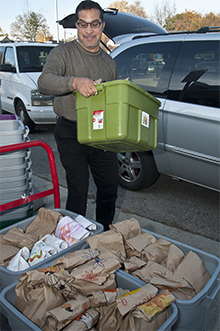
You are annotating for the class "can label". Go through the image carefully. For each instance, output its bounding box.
[93,110,103,130]
[80,312,94,329]
[141,111,150,128]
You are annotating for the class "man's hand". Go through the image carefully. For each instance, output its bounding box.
[73,77,98,97]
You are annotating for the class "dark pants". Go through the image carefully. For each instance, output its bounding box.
[54,117,118,230]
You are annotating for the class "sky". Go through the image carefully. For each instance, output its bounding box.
[0,0,219,41]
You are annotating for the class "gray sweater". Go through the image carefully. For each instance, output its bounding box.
[38,40,118,121]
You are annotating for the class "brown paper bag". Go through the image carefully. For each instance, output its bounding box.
[68,272,117,296]
[69,255,121,286]
[132,260,173,283]
[125,232,157,260]
[51,249,99,271]
[150,274,196,300]
[117,283,158,316]
[110,218,141,240]
[161,244,185,272]
[26,207,62,240]
[174,250,211,294]
[137,290,175,321]
[144,241,169,264]
[86,230,126,258]
[2,227,35,249]
[63,308,100,330]
[124,256,146,273]
[87,288,128,307]
[44,272,79,299]
[154,238,172,255]
[0,235,20,267]
[15,269,66,329]
[131,260,195,300]
[119,306,169,331]
[95,301,123,331]
[43,295,90,331]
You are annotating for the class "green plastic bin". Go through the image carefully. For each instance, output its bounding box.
[75,80,160,152]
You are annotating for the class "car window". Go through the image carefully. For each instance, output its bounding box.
[168,40,220,108]
[3,47,15,66]
[16,46,55,72]
[0,46,4,64]
[114,41,181,97]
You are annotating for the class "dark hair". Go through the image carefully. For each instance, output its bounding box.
[76,1,104,21]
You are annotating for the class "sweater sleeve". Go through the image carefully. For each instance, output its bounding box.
[38,46,75,96]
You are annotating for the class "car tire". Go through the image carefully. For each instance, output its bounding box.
[16,100,35,132]
[117,151,160,191]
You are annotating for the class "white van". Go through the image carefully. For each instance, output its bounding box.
[0,42,58,131]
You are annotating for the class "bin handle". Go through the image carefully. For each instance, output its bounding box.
[201,277,220,308]
[73,83,103,96]
[95,84,104,92]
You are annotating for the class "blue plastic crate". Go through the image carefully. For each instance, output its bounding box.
[0,269,178,331]
[0,209,103,291]
[140,229,220,330]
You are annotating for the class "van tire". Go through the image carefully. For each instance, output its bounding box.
[117,151,160,191]
[16,101,35,132]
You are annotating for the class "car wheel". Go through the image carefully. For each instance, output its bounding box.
[16,100,35,132]
[117,151,160,191]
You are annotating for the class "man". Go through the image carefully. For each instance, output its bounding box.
[38,0,118,231]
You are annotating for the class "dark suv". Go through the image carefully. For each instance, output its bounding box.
[110,28,220,192]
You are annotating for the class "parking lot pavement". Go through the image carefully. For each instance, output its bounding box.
[33,174,220,258]
[1,174,219,330]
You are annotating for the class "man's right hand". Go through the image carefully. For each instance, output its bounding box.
[73,77,98,98]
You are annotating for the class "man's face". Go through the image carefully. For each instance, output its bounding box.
[76,8,105,52]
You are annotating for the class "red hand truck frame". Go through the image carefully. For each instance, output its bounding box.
[0,140,60,213]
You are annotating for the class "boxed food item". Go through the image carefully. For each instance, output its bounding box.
[75,80,160,152]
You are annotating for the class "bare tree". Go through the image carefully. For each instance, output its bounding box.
[153,0,176,28]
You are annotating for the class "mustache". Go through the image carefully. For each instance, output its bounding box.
[83,34,96,37]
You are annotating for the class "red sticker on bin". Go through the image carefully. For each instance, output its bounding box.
[93,110,103,130]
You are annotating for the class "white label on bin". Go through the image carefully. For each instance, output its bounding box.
[93,110,103,130]
[141,111,150,128]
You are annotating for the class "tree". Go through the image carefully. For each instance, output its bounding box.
[153,0,176,28]
[37,29,53,42]
[0,26,7,36]
[11,11,52,41]
[108,0,148,18]
[201,12,220,27]
[165,10,220,31]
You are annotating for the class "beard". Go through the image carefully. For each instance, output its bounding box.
[78,34,100,51]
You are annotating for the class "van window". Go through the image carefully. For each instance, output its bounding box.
[16,45,55,73]
[168,40,220,108]
[0,46,4,64]
[114,41,181,97]
[3,47,15,66]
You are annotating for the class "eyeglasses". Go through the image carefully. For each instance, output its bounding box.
[77,20,102,29]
